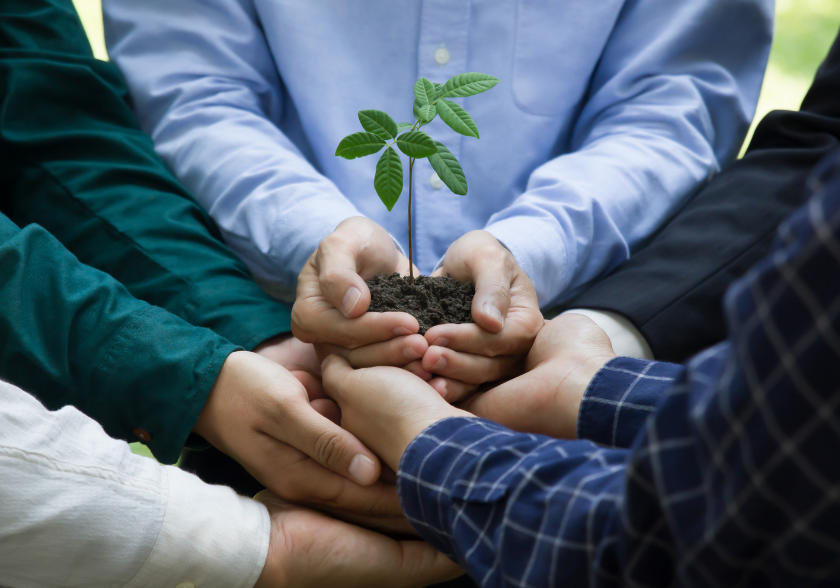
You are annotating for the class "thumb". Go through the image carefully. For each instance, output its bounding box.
[316,240,374,319]
[281,398,382,486]
[469,257,513,335]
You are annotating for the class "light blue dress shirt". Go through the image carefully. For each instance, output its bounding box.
[103,0,773,307]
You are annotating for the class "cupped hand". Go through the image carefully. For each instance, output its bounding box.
[424,230,544,401]
[292,217,426,369]
[321,355,469,470]
[460,312,616,439]
[253,492,462,588]
[193,351,411,533]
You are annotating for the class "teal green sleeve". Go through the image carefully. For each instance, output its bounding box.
[0,215,237,464]
[0,0,290,350]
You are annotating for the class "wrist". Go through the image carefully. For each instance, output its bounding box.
[393,407,471,469]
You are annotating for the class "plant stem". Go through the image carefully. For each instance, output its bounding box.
[408,157,415,285]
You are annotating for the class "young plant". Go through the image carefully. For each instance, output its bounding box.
[335,72,499,284]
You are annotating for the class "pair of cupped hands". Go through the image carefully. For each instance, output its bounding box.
[193,217,616,587]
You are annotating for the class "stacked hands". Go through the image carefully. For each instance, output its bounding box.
[195,216,616,587]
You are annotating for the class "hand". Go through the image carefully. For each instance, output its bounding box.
[253,492,462,588]
[321,355,468,470]
[254,333,324,397]
[460,313,616,439]
[193,351,410,533]
[292,217,429,370]
[424,230,544,401]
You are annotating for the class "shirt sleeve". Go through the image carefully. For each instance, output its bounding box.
[0,380,268,588]
[0,214,238,463]
[398,152,840,587]
[103,0,361,298]
[485,0,773,306]
[576,356,684,448]
[0,0,291,349]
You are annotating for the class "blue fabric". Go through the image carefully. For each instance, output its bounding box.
[398,151,840,586]
[103,0,772,306]
[577,356,684,448]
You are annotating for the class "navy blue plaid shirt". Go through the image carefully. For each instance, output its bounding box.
[397,151,840,587]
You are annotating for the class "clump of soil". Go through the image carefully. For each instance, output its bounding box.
[366,273,474,334]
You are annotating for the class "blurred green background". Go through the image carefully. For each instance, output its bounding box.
[71,0,840,458]
[73,0,840,152]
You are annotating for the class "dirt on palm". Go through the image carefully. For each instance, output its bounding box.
[365,273,474,335]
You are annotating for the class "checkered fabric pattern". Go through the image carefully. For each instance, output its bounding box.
[398,151,840,587]
[577,357,683,448]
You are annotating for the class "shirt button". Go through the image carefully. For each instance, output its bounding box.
[133,428,152,442]
[429,172,444,190]
[434,46,450,66]
[175,583,195,588]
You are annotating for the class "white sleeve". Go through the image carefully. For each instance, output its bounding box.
[562,309,654,360]
[0,380,269,588]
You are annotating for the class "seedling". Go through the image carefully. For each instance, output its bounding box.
[335,72,499,284]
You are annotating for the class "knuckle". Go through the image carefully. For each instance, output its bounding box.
[313,429,346,470]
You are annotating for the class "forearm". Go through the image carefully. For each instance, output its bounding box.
[398,417,628,587]
[0,0,291,348]
[486,0,772,308]
[0,380,268,588]
[570,99,840,362]
[105,0,361,295]
[577,356,684,448]
[0,216,236,463]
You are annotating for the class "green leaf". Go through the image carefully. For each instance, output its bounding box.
[434,82,444,100]
[413,77,436,105]
[358,110,398,140]
[335,132,386,159]
[396,122,414,132]
[428,142,467,195]
[412,98,432,127]
[374,146,403,210]
[396,131,438,159]
[440,72,500,98]
[417,103,437,123]
[435,99,479,138]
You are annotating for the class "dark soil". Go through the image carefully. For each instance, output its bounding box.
[366,273,474,334]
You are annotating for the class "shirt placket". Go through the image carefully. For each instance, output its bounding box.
[415,0,470,272]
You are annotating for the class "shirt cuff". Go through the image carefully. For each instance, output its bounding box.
[92,305,239,464]
[562,309,654,359]
[577,356,684,448]
[125,466,269,588]
[483,216,571,308]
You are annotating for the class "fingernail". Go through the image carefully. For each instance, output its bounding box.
[483,302,505,329]
[432,337,450,348]
[349,454,376,485]
[341,287,362,317]
[394,326,412,336]
[432,355,447,371]
[403,343,424,360]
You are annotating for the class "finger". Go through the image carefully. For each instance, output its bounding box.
[403,360,433,381]
[421,345,522,384]
[276,398,382,486]
[443,244,514,335]
[311,398,342,425]
[292,370,326,400]
[317,335,428,368]
[425,320,535,357]
[293,297,419,348]
[315,225,399,319]
[312,503,418,536]
[428,377,478,403]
